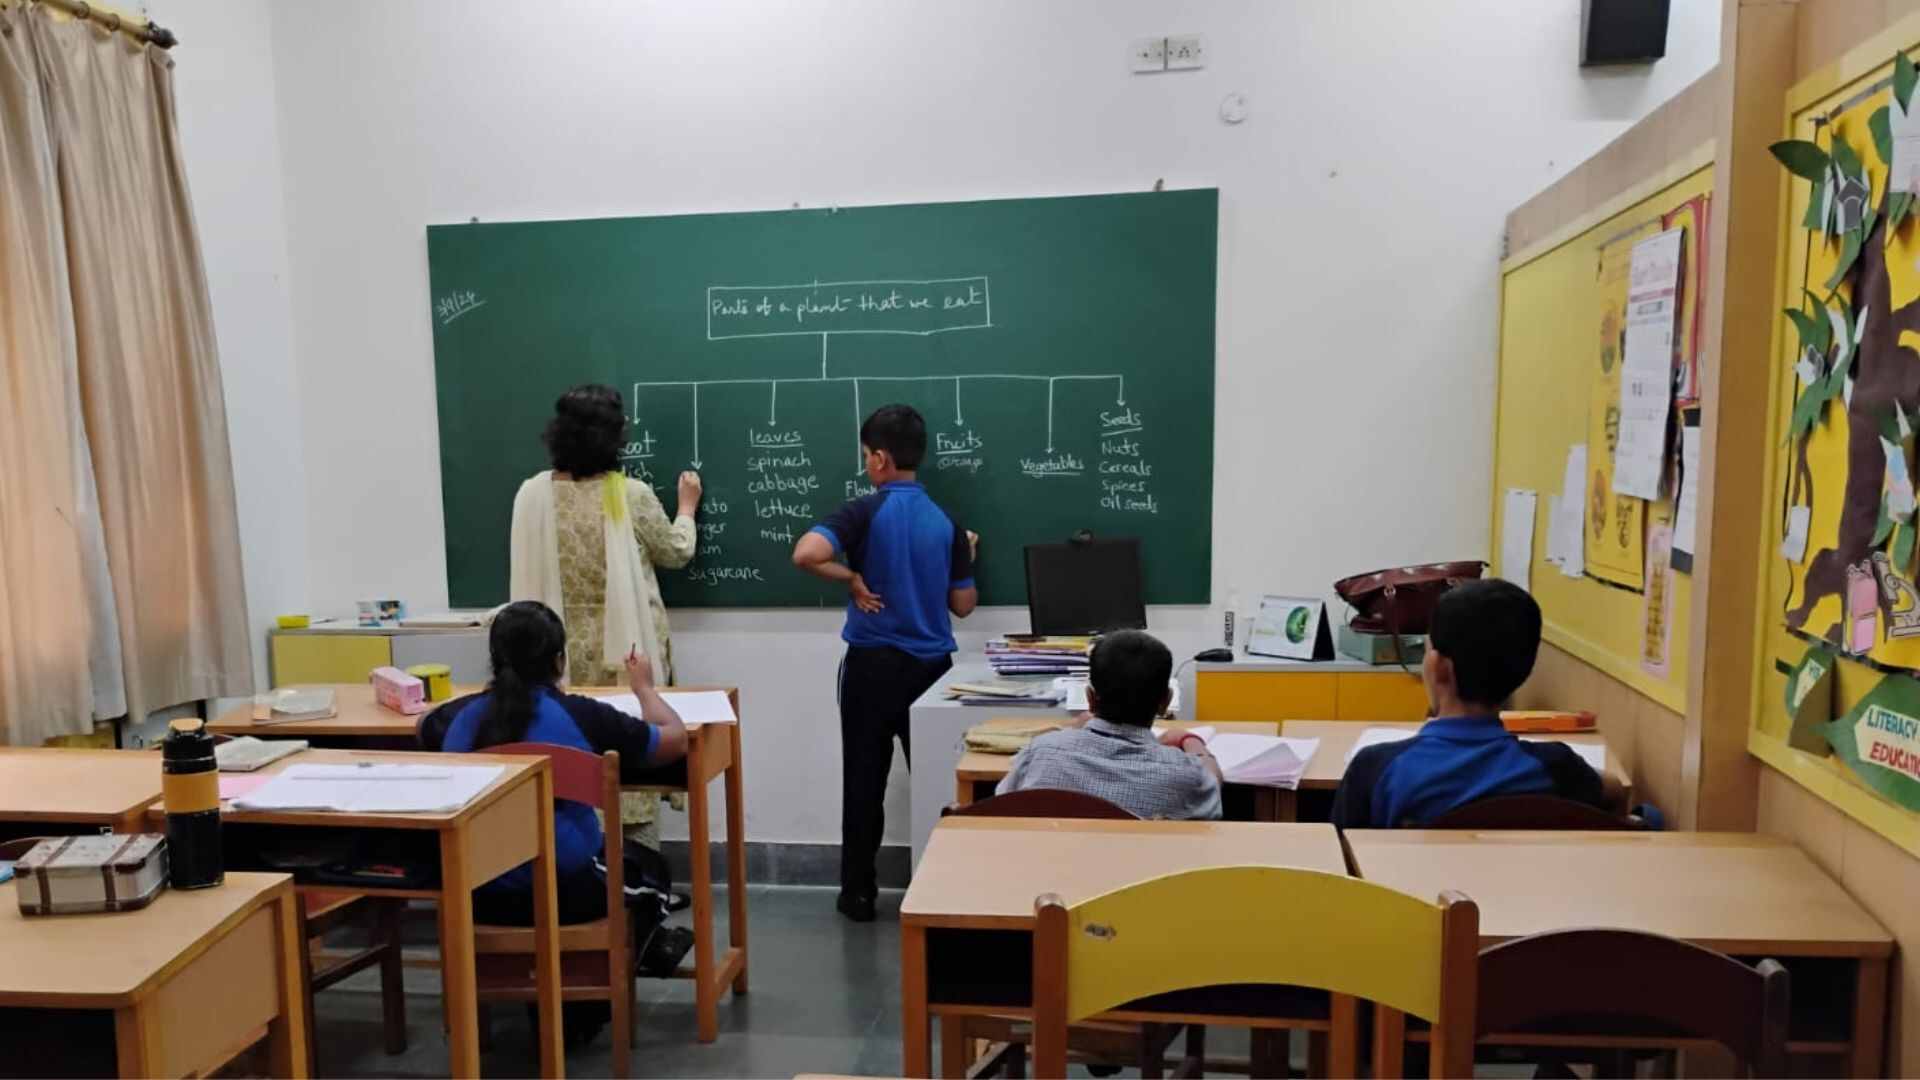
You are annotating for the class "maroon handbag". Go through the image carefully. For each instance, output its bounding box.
[1333,561,1488,638]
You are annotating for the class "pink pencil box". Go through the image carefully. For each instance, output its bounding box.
[370,666,427,715]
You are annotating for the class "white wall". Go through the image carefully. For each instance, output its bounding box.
[169,0,1719,845]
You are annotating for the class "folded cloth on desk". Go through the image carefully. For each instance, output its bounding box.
[231,763,504,813]
[598,690,738,727]
[946,679,1065,707]
[963,716,1073,754]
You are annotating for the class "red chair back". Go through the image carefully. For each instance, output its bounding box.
[945,788,1138,820]
[489,741,607,804]
[1425,795,1637,831]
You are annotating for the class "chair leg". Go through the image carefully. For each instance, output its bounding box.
[377,901,408,1054]
[1006,1041,1027,1079]
[297,923,320,1078]
[1139,1022,1165,1080]
[476,1004,493,1053]
[612,975,633,1080]
[1178,1025,1206,1079]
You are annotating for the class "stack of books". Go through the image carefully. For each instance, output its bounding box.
[945,680,1065,707]
[985,636,1092,677]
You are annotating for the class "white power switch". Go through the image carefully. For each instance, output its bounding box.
[1131,37,1167,73]
[1166,34,1206,70]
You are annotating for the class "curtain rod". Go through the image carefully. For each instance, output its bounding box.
[16,0,177,48]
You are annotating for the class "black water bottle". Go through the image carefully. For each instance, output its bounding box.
[162,718,224,889]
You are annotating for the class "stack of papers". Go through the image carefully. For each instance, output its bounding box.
[985,637,1092,676]
[1341,726,1607,773]
[944,679,1065,707]
[253,687,336,724]
[1153,726,1320,789]
[599,690,739,727]
[1058,677,1183,717]
[231,763,504,813]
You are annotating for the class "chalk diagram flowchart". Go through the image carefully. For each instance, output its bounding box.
[624,277,1138,476]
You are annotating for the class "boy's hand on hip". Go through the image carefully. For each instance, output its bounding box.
[850,574,885,613]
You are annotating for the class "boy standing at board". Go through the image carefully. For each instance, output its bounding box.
[793,405,979,922]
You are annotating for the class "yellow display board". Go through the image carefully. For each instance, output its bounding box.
[1492,155,1711,713]
[1755,19,1920,855]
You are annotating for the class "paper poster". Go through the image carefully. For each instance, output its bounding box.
[1246,595,1333,661]
[1784,643,1837,755]
[1661,195,1711,407]
[1614,229,1683,500]
[1558,444,1588,579]
[1781,505,1811,562]
[1588,229,1650,590]
[1673,417,1702,574]
[1500,489,1537,594]
[1641,523,1675,677]
[1545,496,1565,566]
[1893,93,1920,195]
[1824,672,1920,811]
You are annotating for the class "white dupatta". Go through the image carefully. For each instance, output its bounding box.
[509,471,664,673]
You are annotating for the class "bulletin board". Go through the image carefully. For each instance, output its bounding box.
[1492,148,1713,714]
[1754,18,1920,854]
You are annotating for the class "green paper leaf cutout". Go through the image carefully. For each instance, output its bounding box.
[1899,50,1919,113]
[1834,134,1866,182]
[1806,175,1830,230]
[1863,202,1881,244]
[1795,384,1830,439]
[1823,672,1920,811]
[1771,138,1831,181]
[1881,408,1905,444]
[1893,190,1915,239]
[1897,523,1917,570]
[1806,290,1835,352]
[1874,105,1896,166]
[1828,228,1865,291]
[1876,497,1896,546]
[1786,307,1821,354]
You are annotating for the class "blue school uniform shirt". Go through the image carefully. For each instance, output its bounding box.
[440,688,655,892]
[810,481,974,658]
[1329,714,1604,829]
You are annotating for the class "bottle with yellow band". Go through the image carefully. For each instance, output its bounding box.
[162,718,223,889]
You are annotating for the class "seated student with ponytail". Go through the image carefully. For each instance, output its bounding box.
[417,600,696,1006]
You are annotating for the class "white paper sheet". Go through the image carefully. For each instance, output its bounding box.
[1673,425,1701,565]
[1203,733,1321,789]
[600,690,739,727]
[1544,496,1565,566]
[1526,739,1607,774]
[1782,505,1812,562]
[1894,97,1920,195]
[1613,230,1683,500]
[1344,726,1419,765]
[231,763,504,813]
[1641,523,1676,678]
[1559,445,1588,579]
[1500,489,1538,593]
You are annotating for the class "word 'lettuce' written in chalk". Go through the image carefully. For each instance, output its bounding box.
[707,278,992,339]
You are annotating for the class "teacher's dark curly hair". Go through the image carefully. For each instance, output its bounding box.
[542,383,627,477]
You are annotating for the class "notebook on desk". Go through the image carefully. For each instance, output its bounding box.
[231,763,504,813]
[599,690,738,727]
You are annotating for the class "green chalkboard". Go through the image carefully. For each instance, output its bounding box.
[427,188,1216,609]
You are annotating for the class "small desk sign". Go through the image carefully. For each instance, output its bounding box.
[1246,595,1334,661]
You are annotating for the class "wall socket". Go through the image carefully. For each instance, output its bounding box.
[1130,37,1168,73]
[1166,35,1206,70]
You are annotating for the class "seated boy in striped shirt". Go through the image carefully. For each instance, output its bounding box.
[996,630,1223,820]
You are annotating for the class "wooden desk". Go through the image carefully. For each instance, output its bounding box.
[211,682,750,1044]
[1346,830,1894,1076]
[147,748,567,1077]
[0,872,308,1077]
[900,818,1347,1078]
[0,747,161,834]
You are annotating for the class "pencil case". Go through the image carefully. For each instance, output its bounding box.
[15,834,169,916]
[1499,710,1597,733]
[371,666,428,715]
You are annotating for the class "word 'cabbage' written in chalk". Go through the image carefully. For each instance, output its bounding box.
[435,290,486,326]
[707,278,992,339]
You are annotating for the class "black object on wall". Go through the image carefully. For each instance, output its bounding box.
[1580,0,1669,67]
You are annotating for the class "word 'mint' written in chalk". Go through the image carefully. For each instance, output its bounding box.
[707,277,991,339]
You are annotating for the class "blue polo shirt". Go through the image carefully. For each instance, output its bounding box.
[1329,714,1604,829]
[810,481,974,658]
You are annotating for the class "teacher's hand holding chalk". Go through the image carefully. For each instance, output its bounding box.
[677,471,703,518]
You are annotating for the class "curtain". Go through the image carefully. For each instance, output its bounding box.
[0,6,124,743]
[3,7,252,737]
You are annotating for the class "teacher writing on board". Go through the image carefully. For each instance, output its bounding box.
[510,383,702,851]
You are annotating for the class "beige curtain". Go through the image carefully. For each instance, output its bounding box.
[0,6,124,743]
[5,6,252,735]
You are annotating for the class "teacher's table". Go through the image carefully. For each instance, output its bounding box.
[148,748,567,1077]
[0,871,308,1078]
[900,817,1348,1078]
[210,682,750,1043]
[1346,830,1893,1077]
[0,747,161,836]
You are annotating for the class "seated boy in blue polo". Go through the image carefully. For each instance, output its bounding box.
[1330,579,1603,828]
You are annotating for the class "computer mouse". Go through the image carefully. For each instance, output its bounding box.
[1193,648,1234,663]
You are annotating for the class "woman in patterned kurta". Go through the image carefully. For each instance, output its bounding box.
[529,385,701,847]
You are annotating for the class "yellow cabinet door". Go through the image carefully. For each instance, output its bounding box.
[269,634,392,686]
[1194,672,1338,723]
[1335,672,1428,722]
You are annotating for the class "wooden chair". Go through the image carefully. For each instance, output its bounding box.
[301,891,407,1057]
[1425,794,1641,830]
[1032,866,1479,1080]
[1475,928,1791,1078]
[943,788,1137,820]
[471,743,635,1077]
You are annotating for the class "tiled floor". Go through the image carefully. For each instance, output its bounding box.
[316,884,904,1079]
